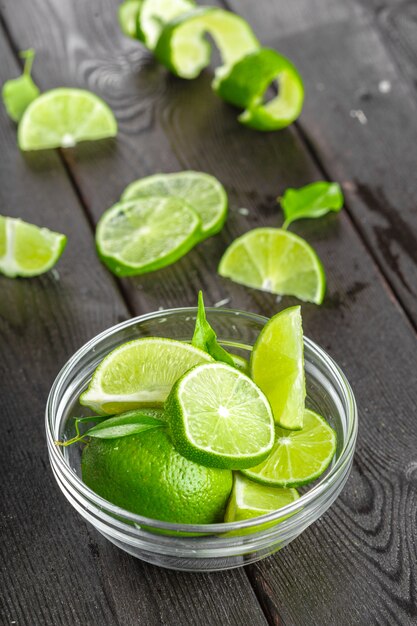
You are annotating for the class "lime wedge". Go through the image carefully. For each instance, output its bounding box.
[165,362,274,469]
[118,0,142,38]
[154,7,259,79]
[225,473,299,522]
[0,216,66,278]
[80,337,214,414]
[218,228,326,304]
[251,306,305,430]
[121,171,227,239]
[18,88,117,151]
[214,48,304,131]
[242,409,337,488]
[96,196,201,276]
[137,0,195,49]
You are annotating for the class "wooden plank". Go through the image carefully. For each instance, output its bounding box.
[0,27,268,626]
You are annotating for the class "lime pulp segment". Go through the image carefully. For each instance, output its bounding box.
[0,216,66,278]
[121,171,228,239]
[250,306,305,430]
[166,362,275,469]
[96,196,201,276]
[137,0,195,49]
[242,409,337,488]
[218,227,326,304]
[80,337,214,414]
[18,88,117,151]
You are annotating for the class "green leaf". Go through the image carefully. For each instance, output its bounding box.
[118,0,142,38]
[86,410,164,439]
[2,49,40,122]
[279,182,344,228]
[192,291,235,366]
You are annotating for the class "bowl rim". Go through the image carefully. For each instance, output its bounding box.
[46,306,358,535]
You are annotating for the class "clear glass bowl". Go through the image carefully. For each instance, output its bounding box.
[46,308,357,572]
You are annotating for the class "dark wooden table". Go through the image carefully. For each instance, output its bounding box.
[1,0,417,624]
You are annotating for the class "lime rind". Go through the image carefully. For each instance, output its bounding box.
[137,0,195,49]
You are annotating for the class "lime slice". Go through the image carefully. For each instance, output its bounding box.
[218,228,326,304]
[251,306,305,430]
[165,362,274,469]
[118,0,142,38]
[96,196,201,276]
[80,337,214,414]
[214,48,304,131]
[18,88,117,151]
[137,0,195,49]
[242,409,337,488]
[0,216,66,278]
[225,473,299,522]
[122,171,227,239]
[154,7,259,79]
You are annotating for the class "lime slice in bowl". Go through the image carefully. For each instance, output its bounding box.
[122,171,227,239]
[96,196,201,276]
[218,227,326,304]
[242,409,337,488]
[80,337,214,414]
[165,362,275,469]
[137,0,195,49]
[0,216,66,278]
[18,88,117,151]
[251,306,305,430]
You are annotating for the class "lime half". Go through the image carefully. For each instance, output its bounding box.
[0,216,66,278]
[154,7,259,79]
[242,409,337,488]
[80,337,213,414]
[18,88,117,151]
[137,0,195,49]
[96,196,201,276]
[251,306,305,430]
[122,171,227,239]
[166,362,274,469]
[218,228,326,304]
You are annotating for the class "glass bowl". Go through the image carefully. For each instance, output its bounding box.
[46,307,357,572]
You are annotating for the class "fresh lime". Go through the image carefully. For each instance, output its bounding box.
[82,427,233,524]
[0,216,66,278]
[242,409,337,488]
[214,48,304,131]
[251,306,305,430]
[118,0,142,38]
[165,362,274,469]
[218,227,326,304]
[121,171,228,239]
[137,0,195,49]
[80,337,213,414]
[154,7,259,79]
[96,196,201,276]
[18,88,117,151]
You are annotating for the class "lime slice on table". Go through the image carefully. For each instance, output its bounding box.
[137,0,195,49]
[218,228,326,304]
[122,171,228,239]
[96,196,201,276]
[80,337,214,414]
[18,88,117,151]
[242,409,337,488]
[165,362,275,469]
[251,306,305,430]
[0,216,66,278]
[154,6,259,79]
[214,48,304,131]
[118,0,142,39]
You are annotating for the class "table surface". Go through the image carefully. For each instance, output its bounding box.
[1,0,417,624]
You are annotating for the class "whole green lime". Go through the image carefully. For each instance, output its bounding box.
[81,427,233,524]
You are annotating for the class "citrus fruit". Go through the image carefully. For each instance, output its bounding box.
[242,409,337,488]
[165,362,274,469]
[218,227,326,304]
[250,306,305,430]
[121,171,228,239]
[81,427,233,524]
[80,337,213,414]
[18,88,117,151]
[0,216,66,278]
[137,0,195,49]
[96,196,201,276]
[118,0,142,39]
